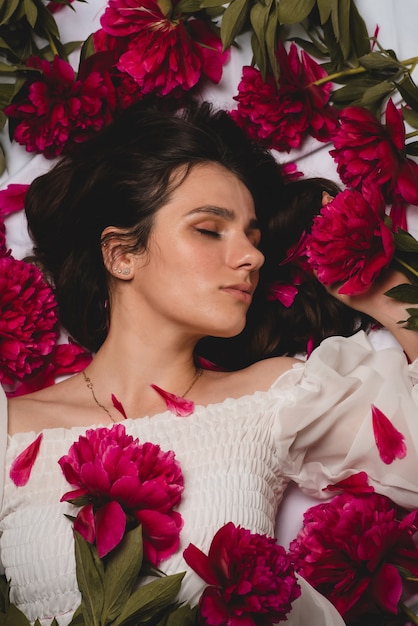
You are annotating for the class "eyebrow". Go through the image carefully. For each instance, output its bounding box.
[187,206,260,231]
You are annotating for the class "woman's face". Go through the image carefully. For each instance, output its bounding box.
[129,162,265,340]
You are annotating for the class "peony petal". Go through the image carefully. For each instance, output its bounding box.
[95,500,126,557]
[150,384,194,416]
[267,283,298,307]
[372,404,407,464]
[74,504,96,544]
[183,543,220,586]
[323,472,375,494]
[372,563,402,614]
[10,433,43,486]
[111,394,127,419]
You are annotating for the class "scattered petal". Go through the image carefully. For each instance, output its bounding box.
[111,394,127,419]
[372,404,407,464]
[323,472,375,494]
[10,433,43,486]
[150,384,195,417]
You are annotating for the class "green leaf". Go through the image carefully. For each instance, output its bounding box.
[405,141,418,157]
[156,604,198,626]
[250,0,273,78]
[394,229,418,252]
[200,0,225,8]
[23,0,38,28]
[277,0,315,25]
[331,79,393,108]
[349,0,370,58]
[317,0,333,24]
[335,0,351,60]
[156,0,172,18]
[265,1,279,80]
[174,0,202,13]
[67,605,86,625]
[405,308,418,331]
[402,105,418,129]
[220,0,250,50]
[396,74,418,111]
[73,531,105,626]
[358,51,401,73]
[4,604,32,625]
[102,525,144,623]
[113,573,185,626]
[0,0,21,25]
[385,284,418,303]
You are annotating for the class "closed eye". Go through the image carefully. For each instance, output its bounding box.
[195,228,221,238]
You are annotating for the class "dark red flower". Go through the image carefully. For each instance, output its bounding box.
[5,56,116,158]
[0,257,59,386]
[307,188,395,295]
[231,43,337,152]
[59,424,184,561]
[330,99,418,207]
[99,0,228,97]
[289,493,418,620]
[184,521,301,625]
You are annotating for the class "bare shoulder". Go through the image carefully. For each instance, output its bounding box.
[200,356,301,404]
[8,376,85,436]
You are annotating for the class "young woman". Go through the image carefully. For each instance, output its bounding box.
[2,102,418,625]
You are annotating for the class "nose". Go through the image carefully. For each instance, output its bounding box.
[231,237,265,272]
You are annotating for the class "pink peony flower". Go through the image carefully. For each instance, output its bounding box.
[10,433,43,486]
[0,257,59,385]
[307,188,395,295]
[7,341,92,397]
[231,43,337,152]
[5,56,116,158]
[372,404,407,464]
[99,0,229,97]
[330,99,418,207]
[289,493,418,620]
[183,521,301,625]
[59,424,184,561]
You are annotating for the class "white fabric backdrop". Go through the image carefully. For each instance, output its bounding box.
[1,0,417,547]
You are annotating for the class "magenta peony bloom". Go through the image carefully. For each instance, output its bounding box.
[231,43,337,152]
[289,492,418,620]
[99,0,229,97]
[330,99,418,206]
[0,257,59,385]
[5,56,116,158]
[59,424,184,561]
[307,188,395,295]
[184,521,301,625]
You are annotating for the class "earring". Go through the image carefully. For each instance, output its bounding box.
[122,268,130,275]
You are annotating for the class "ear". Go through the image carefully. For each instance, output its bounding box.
[101,226,135,280]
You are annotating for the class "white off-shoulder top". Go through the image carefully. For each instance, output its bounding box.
[1,332,418,625]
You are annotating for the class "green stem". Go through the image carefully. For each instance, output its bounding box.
[395,255,418,279]
[399,601,418,625]
[406,129,418,140]
[312,55,418,87]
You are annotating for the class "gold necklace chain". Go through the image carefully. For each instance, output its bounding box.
[82,367,203,421]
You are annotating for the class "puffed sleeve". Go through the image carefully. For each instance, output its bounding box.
[274,331,418,510]
[0,386,6,512]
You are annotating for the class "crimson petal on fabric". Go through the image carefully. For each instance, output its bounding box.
[95,500,126,557]
[150,384,194,416]
[371,404,407,464]
[10,433,43,486]
[111,394,127,419]
[323,471,375,495]
[0,184,30,218]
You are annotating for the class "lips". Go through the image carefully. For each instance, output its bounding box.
[221,283,254,304]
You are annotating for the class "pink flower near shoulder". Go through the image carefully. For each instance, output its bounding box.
[183,521,301,625]
[10,433,43,486]
[99,0,228,97]
[231,43,337,152]
[5,56,116,158]
[330,99,418,206]
[371,404,407,464]
[0,257,59,386]
[59,424,184,561]
[307,188,395,295]
[289,492,418,620]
